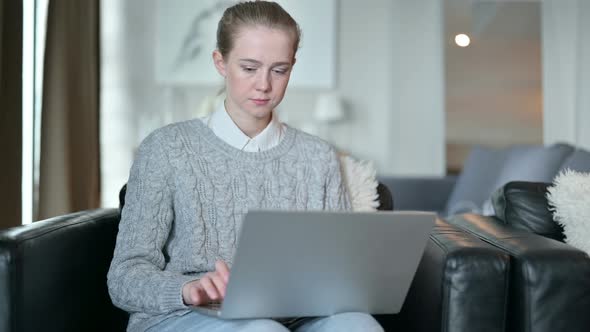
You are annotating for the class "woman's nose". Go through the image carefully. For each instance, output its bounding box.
[255,71,271,92]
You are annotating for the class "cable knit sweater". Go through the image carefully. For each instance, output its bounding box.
[107,119,351,332]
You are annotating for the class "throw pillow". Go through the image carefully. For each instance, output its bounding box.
[547,169,590,255]
[339,154,380,211]
[445,146,509,215]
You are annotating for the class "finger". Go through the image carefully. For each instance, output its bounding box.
[215,260,231,283]
[210,273,227,298]
[183,281,202,306]
[199,275,220,300]
[189,285,203,305]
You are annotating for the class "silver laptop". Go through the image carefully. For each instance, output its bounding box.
[191,210,435,319]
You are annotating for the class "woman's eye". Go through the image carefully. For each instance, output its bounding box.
[273,68,288,75]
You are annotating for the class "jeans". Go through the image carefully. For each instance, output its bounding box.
[146,311,384,332]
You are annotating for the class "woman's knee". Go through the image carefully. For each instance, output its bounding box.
[322,312,383,332]
[238,319,289,332]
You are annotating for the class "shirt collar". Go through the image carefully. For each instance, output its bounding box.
[206,100,283,152]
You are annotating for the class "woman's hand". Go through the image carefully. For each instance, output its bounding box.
[182,260,230,306]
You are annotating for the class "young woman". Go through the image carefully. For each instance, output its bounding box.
[107,2,383,331]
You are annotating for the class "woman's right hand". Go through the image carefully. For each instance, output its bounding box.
[182,260,230,306]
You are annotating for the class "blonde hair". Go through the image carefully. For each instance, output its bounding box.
[216,1,301,59]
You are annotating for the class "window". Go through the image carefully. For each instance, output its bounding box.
[21,0,48,224]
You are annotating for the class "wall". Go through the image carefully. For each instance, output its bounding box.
[100,0,446,207]
[336,0,445,177]
[387,1,445,176]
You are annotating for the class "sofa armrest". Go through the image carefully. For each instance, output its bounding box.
[390,218,509,332]
[0,209,128,332]
[377,176,456,212]
[448,214,590,332]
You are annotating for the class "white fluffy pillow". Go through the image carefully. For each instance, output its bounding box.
[339,154,380,211]
[547,169,590,255]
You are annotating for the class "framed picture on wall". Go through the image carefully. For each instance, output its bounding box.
[155,0,337,88]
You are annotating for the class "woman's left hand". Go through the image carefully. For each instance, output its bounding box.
[182,260,230,305]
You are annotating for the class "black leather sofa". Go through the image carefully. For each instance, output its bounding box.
[447,181,590,332]
[1,184,511,332]
[386,217,509,332]
[0,209,128,332]
[379,144,590,331]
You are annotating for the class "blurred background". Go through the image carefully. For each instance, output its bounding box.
[2,0,589,227]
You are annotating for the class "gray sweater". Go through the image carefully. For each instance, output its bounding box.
[107,119,351,332]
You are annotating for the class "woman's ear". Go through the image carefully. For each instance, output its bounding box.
[212,50,227,77]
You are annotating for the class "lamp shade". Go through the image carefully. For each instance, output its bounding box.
[314,92,345,123]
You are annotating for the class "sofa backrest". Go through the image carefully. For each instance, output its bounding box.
[559,148,590,172]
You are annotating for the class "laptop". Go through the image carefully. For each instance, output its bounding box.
[191,210,435,319]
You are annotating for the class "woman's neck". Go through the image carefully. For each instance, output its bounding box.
[225,105,271,138]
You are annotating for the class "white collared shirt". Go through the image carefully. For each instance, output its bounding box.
[200,100,286,152]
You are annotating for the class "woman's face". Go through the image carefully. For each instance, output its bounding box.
[213,26,296,125]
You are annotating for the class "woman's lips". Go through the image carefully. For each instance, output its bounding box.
[251,98,270,106]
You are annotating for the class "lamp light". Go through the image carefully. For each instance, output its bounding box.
[455,33,471,47]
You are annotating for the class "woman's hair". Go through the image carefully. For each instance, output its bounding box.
[216,1,301,59]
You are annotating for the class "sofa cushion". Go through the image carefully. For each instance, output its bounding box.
[445,146,509,215]
[559,148,590,172]
[491,181,564,241]
[481,143,574,215]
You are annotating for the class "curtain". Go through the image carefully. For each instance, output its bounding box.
[38,0,101,220]
[542,0,590,150]
[0,0,23,229]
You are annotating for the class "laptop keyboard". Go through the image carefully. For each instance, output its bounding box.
[202,301,222,310]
